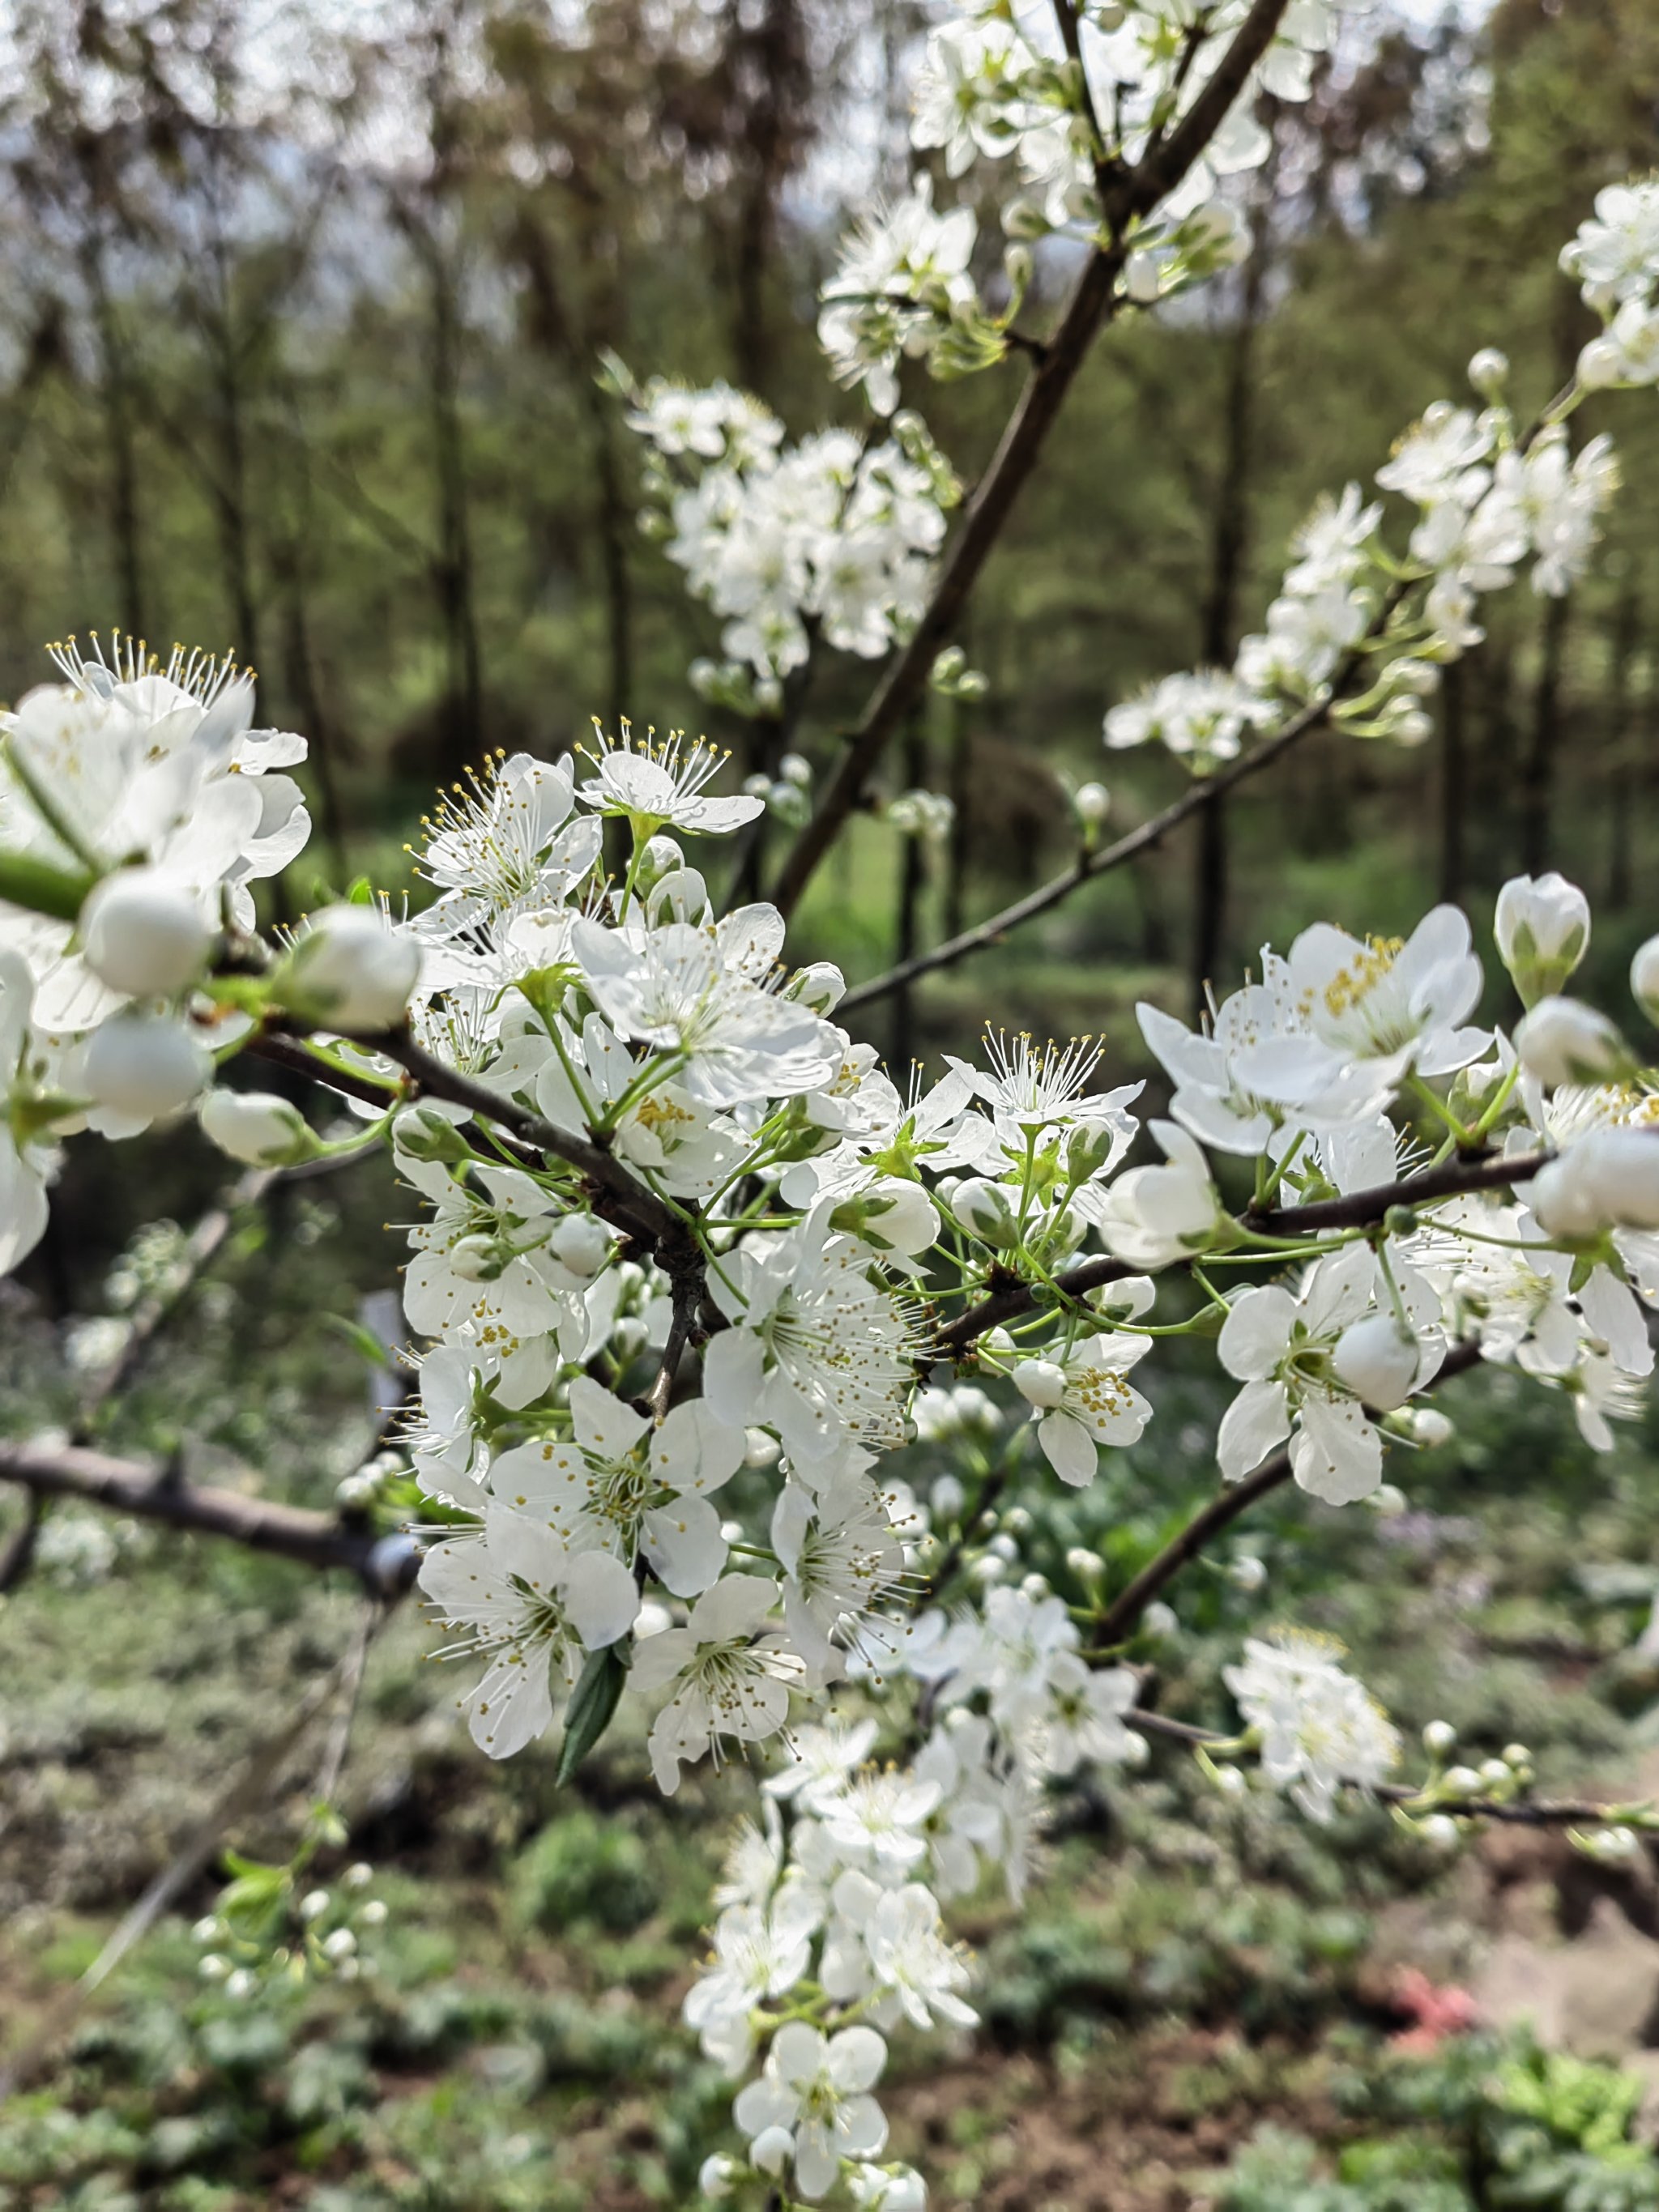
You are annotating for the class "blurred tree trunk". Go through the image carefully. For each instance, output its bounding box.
[1189,190,1273,1021]
[424,225,483,786]
[1605,586,1641,913]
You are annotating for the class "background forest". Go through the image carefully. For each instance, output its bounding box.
[10,2,1659,2207]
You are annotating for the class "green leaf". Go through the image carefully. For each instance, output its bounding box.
[0,850,97,925]
[325,1314,395,1370]
[557,1643,630,1784]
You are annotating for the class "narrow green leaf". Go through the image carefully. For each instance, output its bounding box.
[557,1643,630,1784]
[0,850,97,925]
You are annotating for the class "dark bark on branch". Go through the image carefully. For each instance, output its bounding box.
[1090,1340,1485,1645]
[766,0,1295,921]
[1124,1705,1641,1827]
[0,1439,420,1593]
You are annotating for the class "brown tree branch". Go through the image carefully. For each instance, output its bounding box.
[839,686,1341,1016]
[1089,1339,1486,1646]
[767,0,1296,921]
[1124,1707,1648,1829]
[0,1438,420,1594]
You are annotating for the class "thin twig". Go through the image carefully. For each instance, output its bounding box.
[1089,1340,1485,1646]
[1124,1707,1647,1829]
[767,0,1297,921]
[0,1438,420,1592]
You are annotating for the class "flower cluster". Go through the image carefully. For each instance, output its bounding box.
[625,381,960,693]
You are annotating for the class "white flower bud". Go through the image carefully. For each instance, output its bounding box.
[778,752,812,790]
[1405,1408,1454,1449]
[1066,1545,1105,1581]
[300,1889,331,1922]
[787,961,846,1014]
[1369,1484,1409,1517]
[699,2154,739,2200]
[548,1213,610,1279]
[1631,935,1659,1027]
[192,1916,225,1946]
[1588,1823,1642,1864]
[1229,1554,1267,1593]
[930,1473,966,1519]
[953,1176,1018,1247]
[446,1233,501,1282]
[322,1927,357,1961]
[1577,335,1627,390]
[198,1952,230,1983]
[1142,1601,1178,1640]
[279,903,421,1031]
[1479,1757,1512,1788]
[749,2126,794,2177]
[1442,1765,1482,1796]
[83,1013,212,1120]
[224,1967,256,2000]
[1423,1719,1457,1757]
[79,867,212,997]
[359,1899,388,1929]
[1019,1571,1051,1600]
[970,1552,1007,1587]
[1467,347,1509,395]
[199,1088,316,1167]
[988,1531,1020,1562]
[1495,872,1591,1006]
[1074,781,1111,827]
[1514,995,1631,1089]
[1331,1312,1420,1412]
[1125,249,1162,302]
[344,1862,373,1890]
[1213,1763,1247,1798]
[1531,1127,1659,1238]
[391,1104,471,1164]
[1013,1357,1067,1410]
[1421,1813,1461,1852]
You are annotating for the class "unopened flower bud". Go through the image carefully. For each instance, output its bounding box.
[1369,1483,1409,1517]
[1495,872,1591,1007]
[1332,1312,1420,1412]
[1404,1407,1454,1449]
[699,2154,739,2199]
[930,1473,966,1519]
[224,1967,256,2000]
[1074,781,1111,829]
[1479,1758,1512,1789]
[1229,1554,1267,1593]
[392,1104,471,1164]
[953,1176,1018,1248]
[279,904,421,1032]
[970,1553,1007,1587]
[1631,935,1659,1028]
[344,1862,373,1890]
[1577,335,1627,390]
[1125,249,1162,302]
[1421,1814,1461,1851]
[1423,1719,1457,1758]
[322,1927,357,1962]
[1443,1764,1482,1796]
[1142,1601,1178,1640]
[1503,1743,1530,1769]
[548,1213,610,1278]
[199,1088,317,1167]
[1467,347,1509,396]
[83,1013,212,1120]
[1516,995,1631,1089]
[359,1899,388,1929]
[300,1889,331,1922]
[1013,1357,1067,1410]
[1532,1127,1659,1238]
[198,1953,230,1982]
[1020,1571,1051,1600]
[447,1233,502,1282]
[787,961,846,1014]
[1066,1545,1105,1581]
[1213,1763,1247,1798]
[79,867,211,997]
